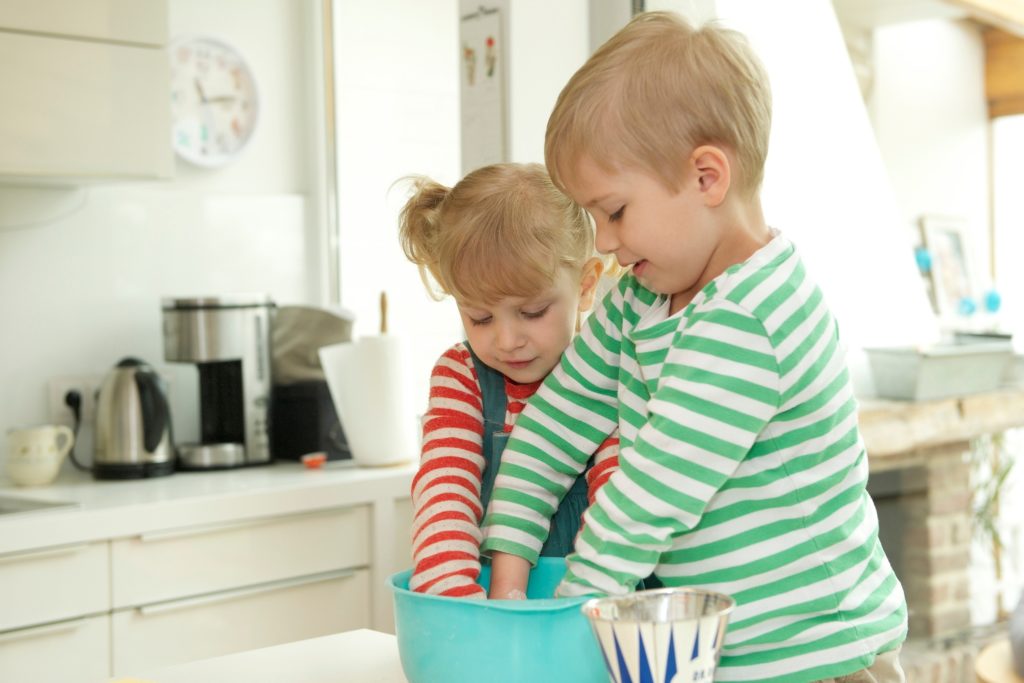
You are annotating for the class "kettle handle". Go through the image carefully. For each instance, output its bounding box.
[135,371,170,453]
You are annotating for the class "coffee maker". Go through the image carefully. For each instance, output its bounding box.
[161,295,274,469]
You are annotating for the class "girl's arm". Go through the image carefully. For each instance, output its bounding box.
[409,344,488,598]
[586,430,620,506]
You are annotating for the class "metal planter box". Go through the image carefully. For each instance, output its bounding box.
[865,341,1013,401]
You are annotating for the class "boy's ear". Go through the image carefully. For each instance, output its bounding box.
[577,257,605,312]
[690,145,731,207]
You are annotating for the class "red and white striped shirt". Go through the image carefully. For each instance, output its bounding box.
[409,342,618,598]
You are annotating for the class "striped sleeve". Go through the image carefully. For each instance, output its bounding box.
[481,282,624,562]
[408,344,487,598]
[585,431,620,506]
[562,301,780,595]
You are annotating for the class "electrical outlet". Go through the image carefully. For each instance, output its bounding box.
[48,375,103,429]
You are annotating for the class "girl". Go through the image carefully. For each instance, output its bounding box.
[399,162,618,598]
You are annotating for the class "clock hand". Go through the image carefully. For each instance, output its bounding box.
[207,95,237,104]
[194,79,208,104]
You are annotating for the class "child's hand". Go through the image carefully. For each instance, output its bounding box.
[487,551,531,600]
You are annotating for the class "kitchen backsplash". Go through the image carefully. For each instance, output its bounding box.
[0,188,315,470]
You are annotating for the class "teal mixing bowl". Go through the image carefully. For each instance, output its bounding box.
[388,558,607,683]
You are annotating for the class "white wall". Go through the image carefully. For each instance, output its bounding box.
[713,0,939,397]
[333,0,462,416]
[506,0,591,162]
[0,0,324,470]
[335,0,590,413]
[871,19,991,295]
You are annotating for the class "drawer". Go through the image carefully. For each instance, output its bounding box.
[0,542,109,631]
[0,614,110,683]
[111,505,370,608]
[111,568,371,675]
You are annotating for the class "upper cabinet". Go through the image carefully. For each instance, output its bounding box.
[0,0,172,184]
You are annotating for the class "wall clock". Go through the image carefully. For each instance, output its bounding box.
[170,35,260,167]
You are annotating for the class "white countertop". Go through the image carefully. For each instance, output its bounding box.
[113,629,408,683]
[0,459,417,556]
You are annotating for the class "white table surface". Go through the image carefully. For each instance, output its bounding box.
[112,629,408,683]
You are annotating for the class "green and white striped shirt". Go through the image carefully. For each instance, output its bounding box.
[481,234,907,682]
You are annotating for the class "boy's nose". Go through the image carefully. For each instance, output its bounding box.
[594,219,619,254]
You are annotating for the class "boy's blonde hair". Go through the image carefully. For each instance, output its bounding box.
[545,11,772,197]
[399,162,594,304]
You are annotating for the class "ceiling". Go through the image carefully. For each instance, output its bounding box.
[832,0,968,30]
[833,0,1024,37]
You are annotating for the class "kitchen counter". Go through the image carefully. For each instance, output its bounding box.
[0,460,417,680]
[0,459,416,556]
[114,629,408,683]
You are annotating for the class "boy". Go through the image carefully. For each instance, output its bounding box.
[480,11,907,682]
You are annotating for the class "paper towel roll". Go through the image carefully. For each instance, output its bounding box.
[319,336,418,467]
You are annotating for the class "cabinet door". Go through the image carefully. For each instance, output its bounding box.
[0,615,110,683]
[111,569,371,675]
[0,0,167,45]
[111,505,371,608]
[0,542,109,632]
[0,31,172,181]
[392,496,414,571]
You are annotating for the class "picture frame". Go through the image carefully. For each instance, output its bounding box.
[918,214,978,321]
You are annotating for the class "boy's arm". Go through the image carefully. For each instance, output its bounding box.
[487,551,532,599]
[486,430,620,600]
[408,345,487,598]
[559,302,782,596]
[481,284,624,564]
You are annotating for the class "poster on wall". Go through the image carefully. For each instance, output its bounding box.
[459,6,506,174]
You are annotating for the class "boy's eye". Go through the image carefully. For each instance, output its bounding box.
[609,206,625,222]
[469,315,492,326]
[522,305,550,320]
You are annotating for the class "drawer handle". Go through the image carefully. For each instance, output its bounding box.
[0,617,89,643]
[136,568,358,616]
[137,507,358,543]
[0,542,89,565]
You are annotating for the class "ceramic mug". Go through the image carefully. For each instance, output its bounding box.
[5,425,75,486]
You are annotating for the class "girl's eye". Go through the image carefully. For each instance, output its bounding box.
[609,206,625,222]
[469,316,492,326]
[522,306,550,320]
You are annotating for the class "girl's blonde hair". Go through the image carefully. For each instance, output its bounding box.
[545,11,772,198]
[399,162,594,303]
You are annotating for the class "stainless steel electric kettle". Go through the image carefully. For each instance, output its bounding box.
[93,357,176,479]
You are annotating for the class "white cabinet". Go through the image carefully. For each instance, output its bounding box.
[0,615,110,683]
[0,0,172,183]
[0,541,109,632]
[0,542,111,683]
[112,569,370,674]
[109,505,373,673]
[111,505,370,608]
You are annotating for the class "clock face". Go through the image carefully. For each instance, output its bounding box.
[170,36,259,167]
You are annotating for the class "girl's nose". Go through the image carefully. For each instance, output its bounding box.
[495,319,525,351]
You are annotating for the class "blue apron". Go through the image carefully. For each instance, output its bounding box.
[467,343,591,557]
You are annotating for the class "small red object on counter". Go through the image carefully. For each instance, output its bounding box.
[302,452,328,469]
